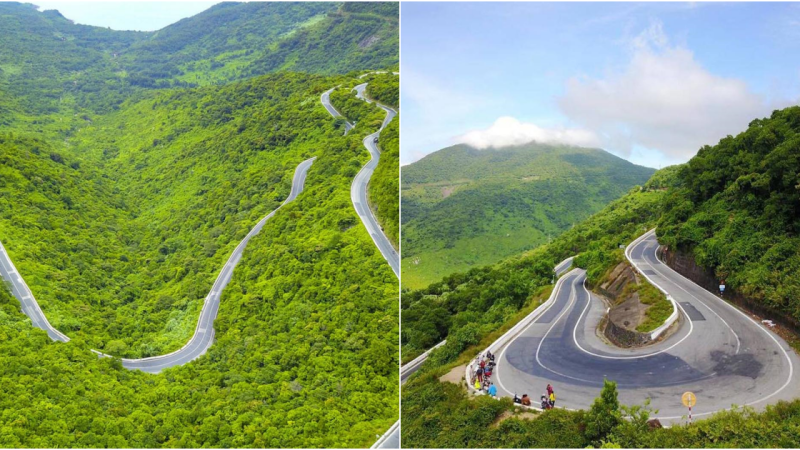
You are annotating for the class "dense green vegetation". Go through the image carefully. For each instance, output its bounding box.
[401,143,655,289]
[0,3,399,446]
[2,73,351,357]
[0,99,398,445]
[658,106,800,326]
[329,83,383,126]
[0,71,398,448]
[244,4,398,81]
[368,74,399,247]
[125,3,337,87]
[365,73,398,108]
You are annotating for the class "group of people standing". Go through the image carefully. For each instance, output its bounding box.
[470,351,557,411]
[471,351,498,396]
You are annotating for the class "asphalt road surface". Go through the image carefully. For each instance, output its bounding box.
[351,83,399,277]
[370,421,400,449]
[491,230,800,422]
[0,158,316,374]
[320,88,353,135]
[0,241,70,343]
[400,257,573,384]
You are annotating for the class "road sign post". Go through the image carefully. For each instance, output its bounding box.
[682,391,696,423]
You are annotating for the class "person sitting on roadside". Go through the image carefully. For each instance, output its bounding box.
[484,368,492,378]
[513,394,522,404]
[488,383,497,397]
[540,394,549,410]
[521,394,531,406]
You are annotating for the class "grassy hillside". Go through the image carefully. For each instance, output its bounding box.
[401,143,655,289]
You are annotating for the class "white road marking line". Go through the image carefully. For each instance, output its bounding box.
[495,271,579,394]
[644,237,741,354]
[572,277,694,360]
[645,234,795,413]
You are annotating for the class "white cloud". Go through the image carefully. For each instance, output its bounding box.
[455,116,600,149]
[557,21,791,161]
[401,70,498,163]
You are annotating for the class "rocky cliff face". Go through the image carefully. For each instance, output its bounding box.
[597,262,653,347]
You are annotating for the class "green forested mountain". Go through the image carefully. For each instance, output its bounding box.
[401,106,800,448]
[0,1,398,122]
[0,71,399,448]
[0,2,398,447]
[401,143,655,288]
[2,73,339,357]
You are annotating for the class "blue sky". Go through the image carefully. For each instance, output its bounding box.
[32,2,216,31]
[401,2,800,168]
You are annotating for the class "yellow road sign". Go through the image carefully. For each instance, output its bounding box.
[682,391,696,407]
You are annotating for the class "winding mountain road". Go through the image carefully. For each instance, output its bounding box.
[487,230,800,422]
[321,79,401,448]
[351,83,399,276]
[0,157,316,373]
